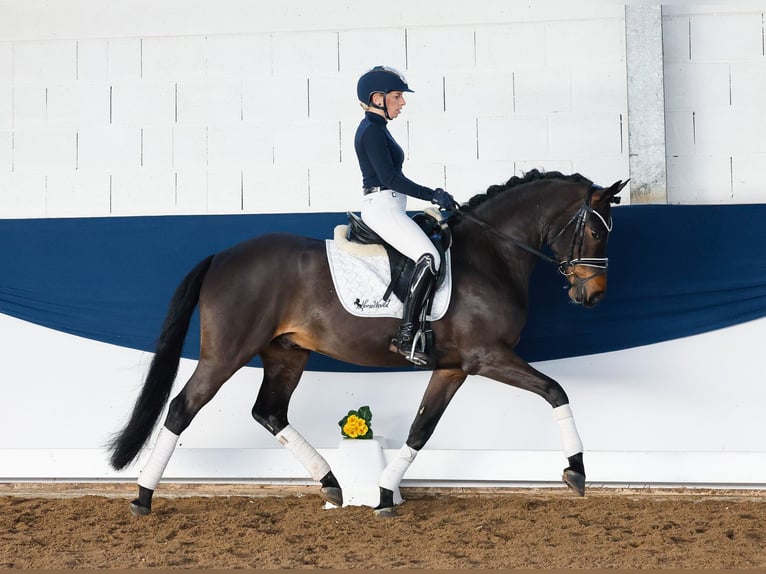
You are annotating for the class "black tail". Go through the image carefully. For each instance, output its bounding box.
[108,254,215,470]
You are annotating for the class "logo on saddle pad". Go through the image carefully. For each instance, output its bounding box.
[326,225,452,320]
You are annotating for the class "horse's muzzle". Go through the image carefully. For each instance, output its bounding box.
[567,271,607,307]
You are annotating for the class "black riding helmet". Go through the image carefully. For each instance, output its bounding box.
[357,66,414,120]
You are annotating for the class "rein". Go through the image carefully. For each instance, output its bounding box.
[453,192,611,278]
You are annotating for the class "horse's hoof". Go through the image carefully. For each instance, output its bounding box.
[373,506,398,518]
[320,486,343,507]
[129,500,151,516]
[562,468,586,496]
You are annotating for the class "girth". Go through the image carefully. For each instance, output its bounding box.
[345,210,451,303]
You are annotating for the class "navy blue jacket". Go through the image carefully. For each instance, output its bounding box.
[354,112,435,201]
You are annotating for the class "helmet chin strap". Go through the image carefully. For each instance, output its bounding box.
[370,93,391,120]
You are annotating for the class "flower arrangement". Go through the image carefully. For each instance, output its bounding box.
[339,405,373,439]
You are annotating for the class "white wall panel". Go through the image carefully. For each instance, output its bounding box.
[549,112,623,158]
[730,62,766,108]
[478,115,548,161]
[475,23,547,71]
[446,72,514,119]
[207,124,273,168]
[141,127,174,169]
[271,31,338,77]
[11,86,46,128]
[0,172,45,217]
[446,159,517,198]
[0,87,10,130]
[141,36,206,81]
[307,163,360,213]
[175,169,208,213]
[177,80,242,126]
[242,76,308,121]
[273,120,339,166]
[0,42,11,83]
[309,74,358,122]
[0,131,10,169]
[514,69,572,114]
[666,155,732,204]
[690,13,764,62]
[732,154,766,202]
[408,116,477,163]
[12,40,76,85]
[172,125,207,169]
[571,63,628,113]
[664,110,694,157]
[243,166,309,213]
[206,35,272,79]
[206,169,243,213]
[663,62,731,111]
[13,129,75,171]
[110,169,175,214]
[76,39,108,82]
[106,38,141,82]
[338,29,407,76]
[661,14,690,63]
[110,82,175,128]
[46,84,110,129]
[78,126,140,170]
[45,171,110,216]
[544,19,624,68]
[407,27,476,73]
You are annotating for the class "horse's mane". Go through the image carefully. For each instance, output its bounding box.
[462,169,596,212]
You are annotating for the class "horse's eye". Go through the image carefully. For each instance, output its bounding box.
[590,228,602,240]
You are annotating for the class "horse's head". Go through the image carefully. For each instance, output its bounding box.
[550,179,628,308]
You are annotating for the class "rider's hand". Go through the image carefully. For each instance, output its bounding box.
[431,188,458,211]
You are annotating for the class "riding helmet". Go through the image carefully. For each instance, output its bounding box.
[356,66,414,105]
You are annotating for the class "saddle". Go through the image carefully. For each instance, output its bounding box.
[345,208,452,304]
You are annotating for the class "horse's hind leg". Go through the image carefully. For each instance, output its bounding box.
[375,368,467,517]
[129,360,238,515]
[251,344,343,507]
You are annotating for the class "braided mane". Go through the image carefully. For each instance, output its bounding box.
[463,169,596,212]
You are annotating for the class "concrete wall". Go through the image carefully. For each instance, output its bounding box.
[663,6,766,203]
[0,1,629,218]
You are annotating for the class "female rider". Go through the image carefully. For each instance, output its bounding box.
[354,66,457,366]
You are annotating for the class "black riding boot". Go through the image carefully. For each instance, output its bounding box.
[389,254,437,366]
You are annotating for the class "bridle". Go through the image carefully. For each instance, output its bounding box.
[454,187,612,281]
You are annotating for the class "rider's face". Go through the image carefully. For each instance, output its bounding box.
[384,91,406,119]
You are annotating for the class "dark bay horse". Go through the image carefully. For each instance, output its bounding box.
[109,170,627,517]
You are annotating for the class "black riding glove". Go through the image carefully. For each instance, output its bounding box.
[431,188,457,210]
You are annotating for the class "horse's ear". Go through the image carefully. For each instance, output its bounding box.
[594,179,629,205]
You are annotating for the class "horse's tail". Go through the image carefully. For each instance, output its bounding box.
[108,254,215,470]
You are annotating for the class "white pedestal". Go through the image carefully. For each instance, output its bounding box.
[332,436,403,508]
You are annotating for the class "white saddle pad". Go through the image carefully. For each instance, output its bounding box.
[325,225,452,320]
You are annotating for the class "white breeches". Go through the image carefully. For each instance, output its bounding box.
[361,190,441,270]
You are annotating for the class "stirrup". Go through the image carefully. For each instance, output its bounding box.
[390,328,429,366]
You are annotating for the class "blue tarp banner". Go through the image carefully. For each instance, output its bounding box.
[1,205,765,371]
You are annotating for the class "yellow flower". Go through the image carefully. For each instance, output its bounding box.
[343,414,368,438]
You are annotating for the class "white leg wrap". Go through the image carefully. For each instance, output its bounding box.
[137,426,179,491]
[553,404,584,457]
[276,425,331,482]
[378,444,418,491]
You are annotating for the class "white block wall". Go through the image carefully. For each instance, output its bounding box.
[0,2,630,218]
[663,6,766,204]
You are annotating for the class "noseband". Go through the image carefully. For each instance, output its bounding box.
[549,190,612,280]
[455,187,612,281]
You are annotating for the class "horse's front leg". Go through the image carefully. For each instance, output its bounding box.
[375,368,467,517]
[476,353,586,496]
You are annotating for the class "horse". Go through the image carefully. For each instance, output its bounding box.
[108,169,627,517]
